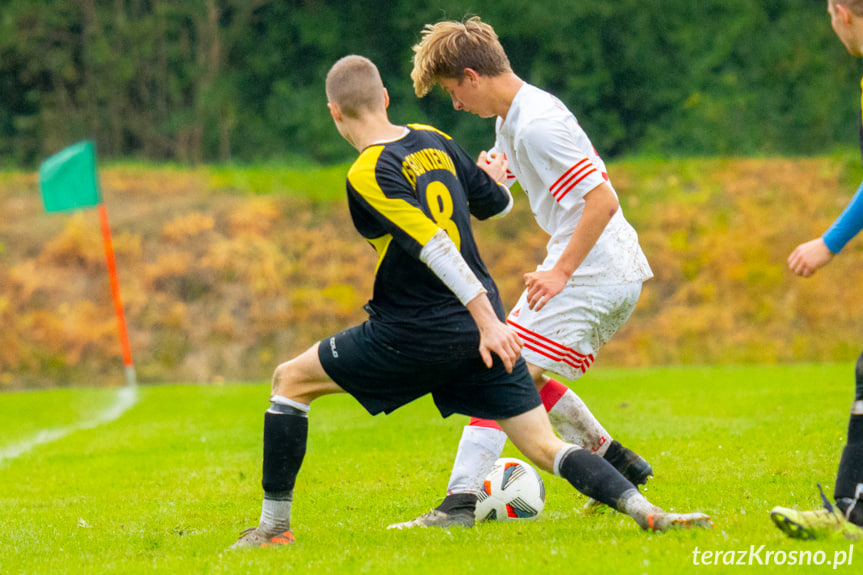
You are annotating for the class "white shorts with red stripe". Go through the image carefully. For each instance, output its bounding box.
[506,281,642,381]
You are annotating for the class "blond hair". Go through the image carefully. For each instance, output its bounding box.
[325,55,386,118]
[411,16,511,97]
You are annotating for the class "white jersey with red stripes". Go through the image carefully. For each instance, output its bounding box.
[491,83,652,286]
[490,83,652,379]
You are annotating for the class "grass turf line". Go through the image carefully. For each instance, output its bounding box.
[0,364,857,574]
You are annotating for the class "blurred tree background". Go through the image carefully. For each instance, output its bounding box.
[4,1,863,389]
[1,0,861,167]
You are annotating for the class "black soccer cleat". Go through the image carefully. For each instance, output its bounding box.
[604,439,653,486]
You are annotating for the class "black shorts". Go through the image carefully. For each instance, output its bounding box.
[318,322,541,420]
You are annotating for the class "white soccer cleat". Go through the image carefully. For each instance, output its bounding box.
[387,509,474,530]
[644,512,714,532]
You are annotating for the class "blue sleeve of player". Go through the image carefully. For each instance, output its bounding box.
[823,180,863,254]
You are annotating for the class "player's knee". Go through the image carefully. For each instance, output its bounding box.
[271,361,299,396]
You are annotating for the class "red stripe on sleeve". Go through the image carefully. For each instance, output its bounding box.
[554,168,598,201]
[550,158,598,202]
[550,159,589,194]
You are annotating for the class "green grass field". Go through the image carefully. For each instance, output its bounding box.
[1,364,860,574]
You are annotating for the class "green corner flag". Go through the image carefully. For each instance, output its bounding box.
[36,140,137,387]
[38,140,102,212]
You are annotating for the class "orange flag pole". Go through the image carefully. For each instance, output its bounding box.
[98,203,136,387]
[40,141,137,388]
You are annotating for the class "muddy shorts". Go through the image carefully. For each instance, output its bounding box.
[506,281,643,380]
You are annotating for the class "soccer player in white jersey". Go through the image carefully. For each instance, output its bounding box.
[389,16,656,528]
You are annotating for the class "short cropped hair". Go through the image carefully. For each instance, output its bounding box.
[833,0,863,16]
[325,55,385,118]
[411,16,511,97]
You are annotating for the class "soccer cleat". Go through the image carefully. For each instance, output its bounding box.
[770,507,863,541]
[610,443,654,486]
[644,512,714,532]
[230,526,295,548]
[386,509,474,530]
[770,483,863,542]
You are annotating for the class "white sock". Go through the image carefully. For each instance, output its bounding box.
[446,425,508,495]
[259,498,292,533]
[547,389,612,456]
[619,489,661,529]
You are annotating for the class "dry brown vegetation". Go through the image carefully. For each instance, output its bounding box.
[1,157,861,389]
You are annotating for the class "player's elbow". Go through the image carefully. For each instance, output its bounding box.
[597,193,619,220]
[586,182,619,216]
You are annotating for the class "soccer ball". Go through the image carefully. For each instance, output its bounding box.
[475,457,545,521]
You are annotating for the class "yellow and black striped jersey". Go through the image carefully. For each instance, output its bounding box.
[345,124,511,359]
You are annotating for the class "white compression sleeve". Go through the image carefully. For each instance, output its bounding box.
[490,185,514,219]
[419,230,487,306]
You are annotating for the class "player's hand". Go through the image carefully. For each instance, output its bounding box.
[466,293,522,372]
[478,320,523,373]
[787,237,834,278]
[524,269,567,312]
[477,151,508,184]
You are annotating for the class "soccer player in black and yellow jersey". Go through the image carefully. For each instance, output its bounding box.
[231,55,711,548]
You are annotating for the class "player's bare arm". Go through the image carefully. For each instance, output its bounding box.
[787,237,835,277]
[465,293,523,373]
[525,182,619,311]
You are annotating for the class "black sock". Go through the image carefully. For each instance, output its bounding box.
[435,493,477,515]
[559,448,636,510]
[847,414,863,445]
[834,354,863,525]
[834,438,863,526]
[262,410,308,499]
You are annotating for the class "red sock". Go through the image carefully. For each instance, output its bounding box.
[469,417,502,431]
[540,378,569,412]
